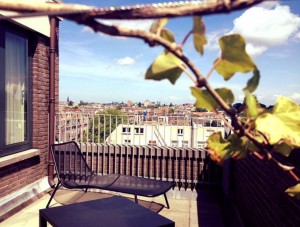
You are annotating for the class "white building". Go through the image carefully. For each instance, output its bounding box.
[106,122,225,148]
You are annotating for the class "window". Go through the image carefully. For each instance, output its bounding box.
[134,127,144,134]
[122,127,131,134]
[0,23,32,157]
[177,129,183,136]
[124,139,131,144]
[182,141,189,148]
[171,140,178,147]
[197,142,206,148]
[148,140,156,146]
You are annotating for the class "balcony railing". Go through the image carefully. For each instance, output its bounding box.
[55,112,227,148]
[54,112,224,188]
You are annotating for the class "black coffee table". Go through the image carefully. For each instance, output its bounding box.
[39,196,175,227]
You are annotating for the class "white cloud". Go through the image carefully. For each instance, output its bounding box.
[290,92,300,100]
[168,96,182,101]
[232,4,300,57]
[245,43,267,57]
[256,1,279,9]
[81,26,94,33]
[206,29,229,51]
[116,57,135,65]
[295,32,300,40]
[238,94,245,101]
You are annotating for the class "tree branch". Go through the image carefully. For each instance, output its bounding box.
[0,0,265,20]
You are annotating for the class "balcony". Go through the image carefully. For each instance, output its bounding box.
[2,112,300,226]
[0,113,236,226]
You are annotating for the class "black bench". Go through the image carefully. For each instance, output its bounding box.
[47,141,173,209]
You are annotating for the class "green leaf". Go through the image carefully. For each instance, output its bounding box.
[243,69,260,93]
[193,16,207,55]
[206,132,248,164]
[274,142,295,157]
[160,29,176,43]
[206,132,230,164]
[227,134,248,159]
[150,18,168,34]
[286,184,300,199]
[244,91,258,118]
[191,87,234,111]
[215,34,257,80]
[149,19,173,46]
[255,97,300,149]
[145,51,185,84]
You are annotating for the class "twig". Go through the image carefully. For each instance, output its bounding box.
[213,110,234,131]
[252,151,264,160]
[181,30,193,47]
[206,57,222,80]
[183,68,197,84]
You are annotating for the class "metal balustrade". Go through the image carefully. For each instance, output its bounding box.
[74,143,221,189]
[55,112,227,149]
[54,112,224,188]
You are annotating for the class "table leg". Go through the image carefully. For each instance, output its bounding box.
[39,212,47,227]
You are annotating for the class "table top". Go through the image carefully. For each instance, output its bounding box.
[40,196,175,227]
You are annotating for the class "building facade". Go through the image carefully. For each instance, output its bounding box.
[0,1,59,220]
[106,122,225,148]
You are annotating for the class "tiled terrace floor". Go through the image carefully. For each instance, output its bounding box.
[0,188,226,227]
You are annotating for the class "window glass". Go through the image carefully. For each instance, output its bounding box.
[134,127,144,134]
[122,127,131,134]
[177,129,183,135]
[5,31,28,145]
[0,24,32,157]
[171,140,178,147]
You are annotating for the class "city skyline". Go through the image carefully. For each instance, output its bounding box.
[60,0,300,106]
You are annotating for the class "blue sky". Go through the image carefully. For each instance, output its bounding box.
[60,0,300,106]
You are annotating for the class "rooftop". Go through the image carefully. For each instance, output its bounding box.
[0,188,230,227]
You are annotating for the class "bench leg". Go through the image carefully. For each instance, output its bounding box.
[164,193,170,209]
[39,211,47,227]
[46,181,61,208]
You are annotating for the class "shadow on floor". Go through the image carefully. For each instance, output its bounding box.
[196,187,243,227]
[51,189,165,213]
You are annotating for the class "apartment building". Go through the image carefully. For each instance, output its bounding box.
[106,121,225,148]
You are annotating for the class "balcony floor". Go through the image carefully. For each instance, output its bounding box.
[0,188,226,227]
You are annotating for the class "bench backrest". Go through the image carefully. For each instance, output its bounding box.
[51,141,93,182]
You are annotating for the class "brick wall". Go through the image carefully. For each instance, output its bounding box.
[0,28,59,199]
[232,154,300,226]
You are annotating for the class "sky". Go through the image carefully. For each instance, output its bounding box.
[59,0,300,106]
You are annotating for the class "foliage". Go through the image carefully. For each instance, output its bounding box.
[82,108,127,143]
[145,17,300,197]
[79,100,88,105]
[68,100,74,106]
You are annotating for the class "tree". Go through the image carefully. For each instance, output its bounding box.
[83,108,127,143]
[232,103,242,111]
[2,0,299,198]
[195,107,207,112]
[68,100,74,106]
[79,100,88,105]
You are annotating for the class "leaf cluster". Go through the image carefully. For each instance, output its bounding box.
[145,17,300,198]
